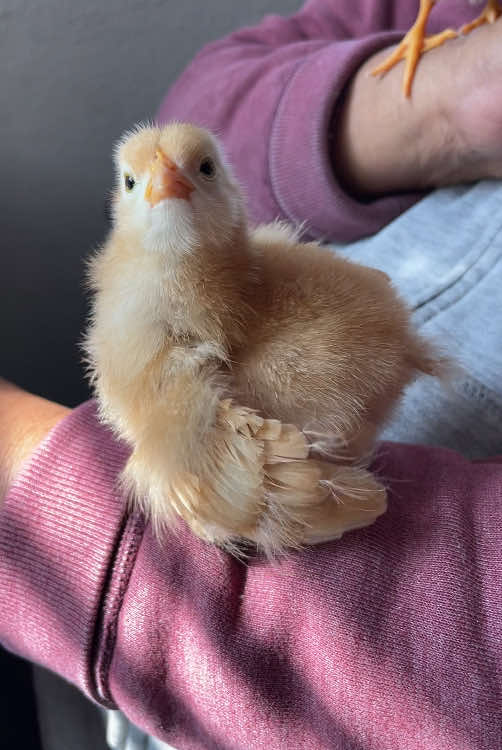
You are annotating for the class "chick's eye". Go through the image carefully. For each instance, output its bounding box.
[124,174,135,192]
[199,158,215,178]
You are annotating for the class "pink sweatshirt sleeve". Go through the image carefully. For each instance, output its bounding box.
[157,0,478,242]
[1,400,502,749]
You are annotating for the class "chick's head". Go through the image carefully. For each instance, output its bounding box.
[112,122,245,254]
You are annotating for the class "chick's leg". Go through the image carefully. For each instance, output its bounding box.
[460,0,502,34]
[371,0,457,97]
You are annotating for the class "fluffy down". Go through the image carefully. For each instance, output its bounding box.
[84,122,444,557]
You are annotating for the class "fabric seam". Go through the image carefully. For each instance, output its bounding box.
[92,511,145,706]
[414,229,502,325]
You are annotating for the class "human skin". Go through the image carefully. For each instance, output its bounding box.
[335,19,502,198]
[0,379,69,508]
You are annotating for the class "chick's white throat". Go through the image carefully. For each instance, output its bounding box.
[143,198,197,256]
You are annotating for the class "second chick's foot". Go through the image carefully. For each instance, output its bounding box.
[460,0,502,34]
[371,0,457,97]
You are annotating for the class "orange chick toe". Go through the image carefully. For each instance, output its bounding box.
[460,0,502,35]
[371,0,457,97]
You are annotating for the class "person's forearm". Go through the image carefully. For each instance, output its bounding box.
[0,379,69,507]
[334,20,502,198]
[333,43,448,198]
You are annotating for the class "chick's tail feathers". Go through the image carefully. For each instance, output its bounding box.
[408,331,455,381]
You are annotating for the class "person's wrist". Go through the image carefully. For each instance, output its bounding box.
[440,20,502,185]
[0,379,70,507]
[334,20,502,199]
[333,42,452,199]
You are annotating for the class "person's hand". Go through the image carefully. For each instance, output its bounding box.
[0,379,70,508]
[334,18,502,198]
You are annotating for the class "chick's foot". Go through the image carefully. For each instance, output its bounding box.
[460,0,502,34]
[371,0,457,97]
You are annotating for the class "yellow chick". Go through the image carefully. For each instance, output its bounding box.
[83,122,442,557]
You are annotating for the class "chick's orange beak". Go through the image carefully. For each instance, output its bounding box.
[145,148,194,206]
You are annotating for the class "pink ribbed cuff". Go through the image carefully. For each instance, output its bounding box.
[0,400,130,701]
[269,32,420,242]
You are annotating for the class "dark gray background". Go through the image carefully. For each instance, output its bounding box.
[1,0,301,407]
[2,4,303,749]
